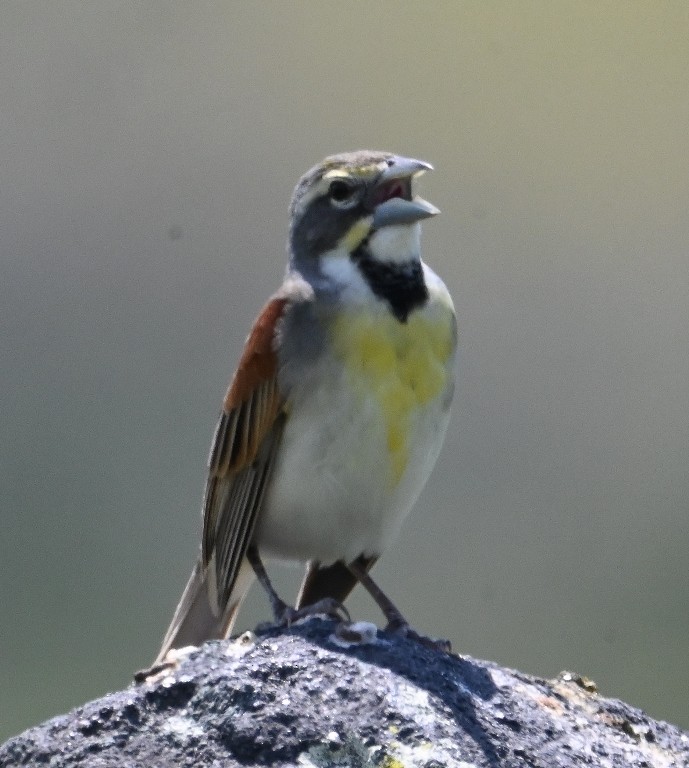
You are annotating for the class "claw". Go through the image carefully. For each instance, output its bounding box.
[280,597,350,626]
[258,597,351,632]
[293,597,350,623]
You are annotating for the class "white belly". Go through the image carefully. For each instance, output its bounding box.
[256,376,451,563]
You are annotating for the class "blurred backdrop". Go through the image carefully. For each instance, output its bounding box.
[1,1,688,740]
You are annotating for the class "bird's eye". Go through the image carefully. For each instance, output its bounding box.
[328,180,356,205]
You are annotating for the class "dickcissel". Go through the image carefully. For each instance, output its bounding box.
[154,150,456,666]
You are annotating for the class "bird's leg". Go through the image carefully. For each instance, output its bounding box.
[247,545,294,623]
[346,560,452,653]
[247,545,348,626]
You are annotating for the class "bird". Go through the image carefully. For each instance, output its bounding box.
[153,150,457,667]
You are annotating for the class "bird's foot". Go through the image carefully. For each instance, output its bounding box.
[257,596,350,633]
[343,560,451,652]
[278,597,350,626]
[293,597,350,623]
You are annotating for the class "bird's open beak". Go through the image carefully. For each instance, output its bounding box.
[370,156,440,229]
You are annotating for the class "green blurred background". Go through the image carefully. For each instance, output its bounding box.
[1,1,688,740]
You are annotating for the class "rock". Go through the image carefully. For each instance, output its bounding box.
[2,618,687,767]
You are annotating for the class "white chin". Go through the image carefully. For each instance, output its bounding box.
[368,223,422,264]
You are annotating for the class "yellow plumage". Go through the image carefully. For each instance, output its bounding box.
[331,310,453,484]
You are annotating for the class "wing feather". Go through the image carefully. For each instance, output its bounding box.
[201,296,288,614]
[211,418,285,608]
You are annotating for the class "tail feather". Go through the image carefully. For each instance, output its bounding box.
[296,555,378,609]
[154,558,254,666]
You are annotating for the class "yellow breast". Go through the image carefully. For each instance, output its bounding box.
[330,309,455,485]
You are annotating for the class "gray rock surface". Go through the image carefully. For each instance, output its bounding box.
[2,618,687,767]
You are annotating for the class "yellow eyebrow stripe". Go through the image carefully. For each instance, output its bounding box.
[322,169,352,181]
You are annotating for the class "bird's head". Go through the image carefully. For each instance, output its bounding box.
[288,151,439,282]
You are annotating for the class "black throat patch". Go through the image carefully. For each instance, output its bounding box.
[351,241,429,323]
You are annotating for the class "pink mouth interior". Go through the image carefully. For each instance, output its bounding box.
[372,177,412,205]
